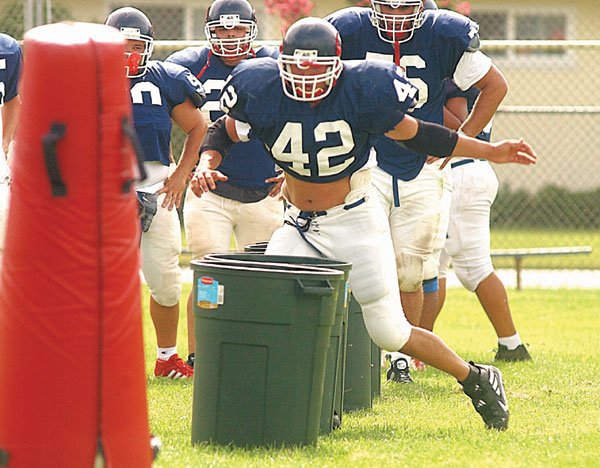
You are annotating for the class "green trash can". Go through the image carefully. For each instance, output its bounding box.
[243,241,269,253]
[343,294,382,412]
[343,294,372,412]
[190,259,344,447]
[205,253,352,436]
[371,340,381,400]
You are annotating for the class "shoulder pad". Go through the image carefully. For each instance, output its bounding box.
[326,7,370,37]
[255,45,279,59]
[166,47,209,69]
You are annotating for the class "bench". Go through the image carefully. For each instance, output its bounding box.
[490,246,593,290]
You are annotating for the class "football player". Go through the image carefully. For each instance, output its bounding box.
[166,0,284,368]
[193,18,538,430]
[422,79,531,362]
[327,0,509,382]
[106,7,208,378]
[0,33,22,275]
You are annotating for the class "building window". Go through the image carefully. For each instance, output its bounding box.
[471,8,570,63]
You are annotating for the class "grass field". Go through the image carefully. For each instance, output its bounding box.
[142,285,600,467]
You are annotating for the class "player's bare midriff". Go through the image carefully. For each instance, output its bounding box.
[284,175,351,211]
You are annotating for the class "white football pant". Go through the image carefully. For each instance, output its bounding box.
[141,192,182,307]
[439,160,499,291]
[183,187,283,259]
[372,161,446,292]
[266,177,412,352]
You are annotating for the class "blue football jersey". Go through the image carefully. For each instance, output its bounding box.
[166,46,279,190]
[221,57,417,183]
[444,79,491,142]
[0,33,22,106]
[327,7,479,180]
[129,60,205,166]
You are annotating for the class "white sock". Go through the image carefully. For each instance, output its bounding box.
[498,333,522,350]
[158,346,177,361]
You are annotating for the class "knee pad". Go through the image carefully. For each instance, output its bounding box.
[453,257,494,292]
[148,266,182,307]
[396,250,424,292]
[360,295,412,351]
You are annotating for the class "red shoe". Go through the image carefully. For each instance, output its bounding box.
[154,354,194,378]
[410,358,427,371]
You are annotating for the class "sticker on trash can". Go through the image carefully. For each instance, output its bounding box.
[344,281,349,308]
[197,276,219,309]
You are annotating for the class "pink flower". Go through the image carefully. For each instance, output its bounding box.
[266,0,314,33]
[455,1,471,16]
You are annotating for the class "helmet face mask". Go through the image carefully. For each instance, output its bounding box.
[105,7,154,78]
[278,18,343,102]
[205,0,258,57]
[370,0,424,44]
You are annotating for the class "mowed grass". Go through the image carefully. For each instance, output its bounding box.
[142,286,600,467]
[491,229,600,269]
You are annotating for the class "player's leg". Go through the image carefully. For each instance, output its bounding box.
[420,165,453,336]
[183,188,236,366]
[234,195,283,249]
[321,193,509,430]
[272,187,509,429]
[449,162,530,361]
[141,192,191,378]
[373,165,444,380]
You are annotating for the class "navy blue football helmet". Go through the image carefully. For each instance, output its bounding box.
[205,0,258,57]
[423,0,438,10]
[105,7,154,77]
[278,17,343,102]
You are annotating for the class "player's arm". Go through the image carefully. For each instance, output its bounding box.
[385,114,537,166]
[190,115,242,197]
[458,64,507,137]
[444,96,468,131]
[2,95,20,156]
[158,98,208,210]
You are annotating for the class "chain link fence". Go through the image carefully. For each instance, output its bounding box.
[2,1,599,272]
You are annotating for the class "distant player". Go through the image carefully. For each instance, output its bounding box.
[423,79,531,362]
[166,0,283,368]
[106,7,208,378]
[193,18,539,430]
[0,33,22,274]
[327,0,508,383]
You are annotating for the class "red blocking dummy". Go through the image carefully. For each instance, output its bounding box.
[0,23,151,468]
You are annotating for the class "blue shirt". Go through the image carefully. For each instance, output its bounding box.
[0,33,22,106]
[167,46,279,190]
[327,7,479,180]
[223,57,417,183]
[129,60,205,166]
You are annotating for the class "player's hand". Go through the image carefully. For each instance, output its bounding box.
[266,172,285,198]
[190,168,228,198]
[426,155,454,170]
[490,139,538,165]
[157,171,188,210]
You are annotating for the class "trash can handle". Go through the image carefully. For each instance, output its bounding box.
[296,279,334,296]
